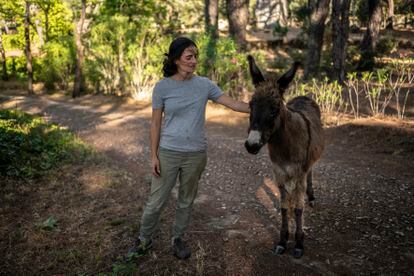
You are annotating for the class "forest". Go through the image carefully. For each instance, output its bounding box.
[1,0,413,275]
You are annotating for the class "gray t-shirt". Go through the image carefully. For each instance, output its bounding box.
[152,76,223,152]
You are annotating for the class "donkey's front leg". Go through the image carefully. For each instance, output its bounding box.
[274,187,289,255]
[293,208,304,258]
[274,207,289,255]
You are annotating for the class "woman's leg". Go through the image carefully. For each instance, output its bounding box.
[172,151,207,239]
[139,149,181,241]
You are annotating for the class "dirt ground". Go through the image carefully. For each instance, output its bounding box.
[0,90,413,275]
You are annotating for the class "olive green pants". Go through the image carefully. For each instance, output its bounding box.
[139,148,207,241]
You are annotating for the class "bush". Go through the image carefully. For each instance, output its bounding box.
[196,34,260,99]
[85,15,169,97]
[273,21,288,37]
[376,36,398,56]
[355,0,369,26]
[38,37,76,91]
[290,0,310,24]
[5,56,27,80]
[0,109,91,178]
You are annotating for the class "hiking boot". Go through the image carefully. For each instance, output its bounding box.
[172,237,191,260]
[127,238,153,259]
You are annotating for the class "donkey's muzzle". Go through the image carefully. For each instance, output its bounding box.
[245,141,262,155]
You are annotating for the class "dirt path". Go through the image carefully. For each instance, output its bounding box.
[1,93,413,275]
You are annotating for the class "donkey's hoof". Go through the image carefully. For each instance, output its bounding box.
[293,248,304,258]
[273,245,286,255]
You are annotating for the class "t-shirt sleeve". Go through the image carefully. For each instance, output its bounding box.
[207,79,224,102]
[152,83,163,109]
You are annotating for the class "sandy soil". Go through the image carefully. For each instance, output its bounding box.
[0,91,413,275]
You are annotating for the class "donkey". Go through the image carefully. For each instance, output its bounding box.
[244,55,324,258]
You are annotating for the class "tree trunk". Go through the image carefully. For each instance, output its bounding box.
[35,19,44,48]
[250,0,259,28]
[280,0,289,26]
[38,2,51,42]
[0,26,8,81]
[73,0,86,98]
[226,0,249,51]
[331,0,351,83]
[45,9,50,42]
[304,0,330,79]
[25,1,34,94]
[358,0,382,70]
[205,0,219,38]
[117,37,126,94]
[386,0,394,30]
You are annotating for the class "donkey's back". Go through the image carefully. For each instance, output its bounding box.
[287,96,321,126]
[287,96,324,169]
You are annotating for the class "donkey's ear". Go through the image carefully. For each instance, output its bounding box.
[277,61,300,93]
[247,55,265,87]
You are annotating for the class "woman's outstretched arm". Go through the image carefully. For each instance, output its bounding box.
[215,94,250,113]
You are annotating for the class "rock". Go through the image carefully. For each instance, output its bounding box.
[395,231,405,237]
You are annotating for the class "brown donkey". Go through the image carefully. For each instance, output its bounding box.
[244,56,324,258]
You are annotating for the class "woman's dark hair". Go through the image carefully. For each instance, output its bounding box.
[163,37,197,77]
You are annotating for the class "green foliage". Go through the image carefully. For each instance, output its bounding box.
[37,0,74,41]
[289,0,309,24]
[109,259,139,276]
[196,34,258,99]
[0,109,91,179]
[360,69,394,117]
[354,0,369,26]
[39,36,76,90]
[311,78,347,117]
[98,255,140,276]
[2,33,16,51]
[39,216,58,231]
[5,56,27,80]
[290,78,348,124]
[347,63,413,119]
[83,0,204,97]
[272,21,288,37]
[85,13,170,96]
[376,36,398,56]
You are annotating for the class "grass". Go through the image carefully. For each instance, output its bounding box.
[0,109,93,179]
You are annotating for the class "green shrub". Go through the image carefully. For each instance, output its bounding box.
[196,34,260,99]
[290,0,310,24]
[273,21,288,37]
[0,109,92,178]
[85,15,169,97]
[355,0,369,26]
[38,37,76,91]
[376,36,398,56]
[289,78,348,124]
[6,56,27,80]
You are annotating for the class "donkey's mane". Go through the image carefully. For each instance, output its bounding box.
[252,75,284,102]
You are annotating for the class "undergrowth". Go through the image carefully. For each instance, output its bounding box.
[0,109,93,179]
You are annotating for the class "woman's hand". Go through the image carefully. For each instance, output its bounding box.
[152,156,161,177]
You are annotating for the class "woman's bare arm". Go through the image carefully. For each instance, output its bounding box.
[215,94,250,113]
[151,108,163,177]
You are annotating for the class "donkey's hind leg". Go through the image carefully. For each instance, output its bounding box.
[293,178,306,258]
[306,170,315,206]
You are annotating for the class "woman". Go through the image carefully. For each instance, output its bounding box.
[130,37,249,260]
